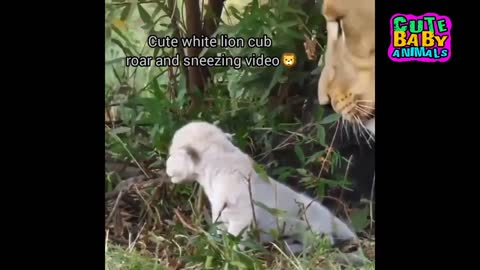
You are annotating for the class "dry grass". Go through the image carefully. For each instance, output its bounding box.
[105,182,375,270]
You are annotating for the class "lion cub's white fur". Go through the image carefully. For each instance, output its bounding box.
[166,121,358,252]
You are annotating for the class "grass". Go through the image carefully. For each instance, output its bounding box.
[105,236,375,270]
[105,1,375,269]
[105,183,375,270]
[106,243,168,270]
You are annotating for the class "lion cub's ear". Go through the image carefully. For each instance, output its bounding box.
[166,146,200,183]
[224,133,235,141]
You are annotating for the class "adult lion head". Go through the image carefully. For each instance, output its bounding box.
[318,0,375,129]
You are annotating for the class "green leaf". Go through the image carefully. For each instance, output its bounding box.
[151,2,164,18]
[176,76,188,105]
[279,169,294,181]
[105,57,126,66]
[111,38,133,57]
[350,206,370,232]
[111,66,124,83]
[320,113,341,124]
[111,25,139,54]
[266,65,285,94]
[275,21,298,30]
[278,75,288,83]
[316,183,326,197]
[313,105,324,122]
[278,0,289,14]
[120,4,131,21]
[285,7,308,17]
[151,76,162,96]
[111,126,131,135]
[282,27,305,39]
[228,6,243,21]
[253,162,269,182]
[153,47,161,58]
[262,26,273,39]
[230,261,247,269]
[294,144,305,165]
[130,97,171,125]
[306,151,324,164]
[148,159,163,169]
[205,256,214,269]
[317,125,326,146]
[254,201,287,217]
[239,239,266,252]
[296,168,308,176]
[268,228,280,240]
[198,47,210,58]
[227,70,244,99]
[137,4,153,25]
[319,178,342,186]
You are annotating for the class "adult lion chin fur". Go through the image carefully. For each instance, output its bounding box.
[317,0,375,138]
[166,121,369,266]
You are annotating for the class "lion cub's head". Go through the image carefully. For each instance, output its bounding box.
[166,121,237,183]
[318,0,375,124]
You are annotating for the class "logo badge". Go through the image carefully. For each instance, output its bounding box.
[388,13,451,62]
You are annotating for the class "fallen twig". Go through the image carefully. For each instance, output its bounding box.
[105,125,150,178]
[105,161,144,179]
[174,208,200,233]
[317,120,340,179]
[106,190,124,225]
[105,173,171,201]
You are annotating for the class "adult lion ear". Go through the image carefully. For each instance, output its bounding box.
[166,146,200,183]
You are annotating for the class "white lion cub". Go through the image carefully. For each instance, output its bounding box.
[166,121,359,253]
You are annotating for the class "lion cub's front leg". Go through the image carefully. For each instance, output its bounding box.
[217,204,253,250]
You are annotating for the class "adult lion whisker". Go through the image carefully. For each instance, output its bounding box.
[355,106,374,117]
[354,115,374,147]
